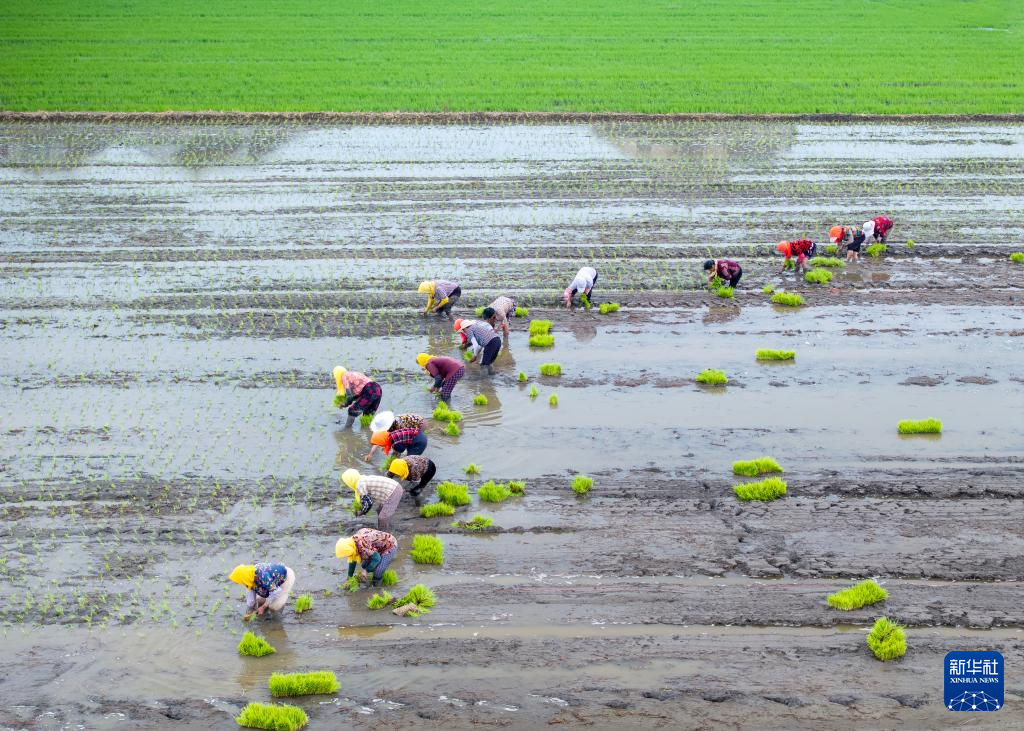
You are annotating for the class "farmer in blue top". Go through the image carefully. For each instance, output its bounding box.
[229,562,296,619]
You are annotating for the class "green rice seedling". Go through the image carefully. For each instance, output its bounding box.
[507,480,526,494]
[332,394,346,408]
[529,320,552,335]
[381,453,395,471]
[579,292,592,309]
[1010,252,1024,263]
[824,244,839,255]
[529,334,555,347]
[783,259,795,270]
[464,463,481,475]
[732,457,783,476]
[539,363,562,376]
[367,591,393,609]
[359,413,373,427]
[238,631,276,657]
[344,577,360,592]
[518,371,528,382]
[709,275,724,289]
[478,481,512,503]
[549,394,559,406]
[529,385,539,398]
[715,286,734,299]
[897,418,942,434]
[235,702,307,731]
[696,368,728,385]
[420,502,455,518]
[410,534,444,564]
[827,579,888,610]
[771,291,804,307]
[473,394,488,406]
[906,239,915,248]
[571,475,594,495]
[809,256,844,268]
[444,422,460,437]
[755,349,795,361]
[437,481,471,506]
[804,269,832,284]
[446,409,463,422]
[463,349,475,362]
[380,569,398,586]
[396,584,436,612]
[733,476,787,502]
[432,403,452,421]
[515,306,529,317]
[866,617,907,661]
[453,514,494,531]
[294,594,313,613]
[599,302,620,314]
[866,243,887,257]
[474,306,485,316]
[269,671,340,697]
[762,284,775,294]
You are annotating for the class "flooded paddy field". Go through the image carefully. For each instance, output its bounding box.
[1,119,1023,729]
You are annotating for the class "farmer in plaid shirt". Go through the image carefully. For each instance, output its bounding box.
[342,469,405,531]
[365,425,427,465]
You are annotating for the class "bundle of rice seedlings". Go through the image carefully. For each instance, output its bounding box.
[809,256,845,268]
[824,244,839,255]
[473,394,488,406]
[432,404,452,421]
[579,293,592,309]
[367,591,393,610]
[349,495,361,515]
[539,363,562,376]
[529,320,552,335]
[529,334,555,347]
[866,243,887,257]
[344,577,360,593]
[235,702,307,731]
[359,414,374,427]
[866,617,907,660]
[571,475,593,495]
[436,481,471,506]
[515,306,529,317]
[732,456,783,476]
[804,269,832,284]
[518,371,528,382]
[715,286,734,299]
[762,284,775,294]
[709,275,724,289]
[1011,252,1024,263]
[529,386,539,398]
[409,534,444,564]
[507,480,526,494]
[598,302,620,314]
[419,502,455,518]
[906,239,915,248]
[380,569,398,586]
[478,481,512,503]
[474,306,486,316]
[771,291,804,307]
[897,418,942,434]
[332,394,346,408]
[696,368,728,385]
[238,631,276,657]
[395,584,437,617]
[444,422,460,437]
[783,259,795,270]
[294,595,313,613]
[381,453,395,471]
[733,476,787,502]
[755,349,795,361]
[453,514,494,531]
[827,579,888,610]
[269,671,340,697]
[462,349,474,362]
[464,463,481,475]
[549,394,558,406]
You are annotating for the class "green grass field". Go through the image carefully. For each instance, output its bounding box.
[1,1,1021,113]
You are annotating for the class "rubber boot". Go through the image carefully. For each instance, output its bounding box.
[410,487,423,506]
[344,413,356,428]
[371,578,382,589]
[485,364,495,375]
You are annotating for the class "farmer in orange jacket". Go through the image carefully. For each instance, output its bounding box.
[777,239,816,274]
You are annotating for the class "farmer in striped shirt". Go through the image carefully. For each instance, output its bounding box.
[563,266,598,309]
[418,280,461,319]
[703,259,742,288]
[483,295,517,338]
[342,469,405,531]
[417,353,465,404]
[456,319,501,375]
[335,528,398,589]
[387,455,437,503]
[228,562,296,619]
[332,365,382,428]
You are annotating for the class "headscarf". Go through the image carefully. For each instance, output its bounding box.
[332,366,346,394]
[370,431,392,454]
[229,564,256,588]
[829,225,844,244]
[776,241,792,256]
[416,353,431,369]
[389,458,410,480]
[418,281,435,295]
[862,220,875,238]
[341,468,361,492]
[335,537,357,561]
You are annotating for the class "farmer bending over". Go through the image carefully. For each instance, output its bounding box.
[483,295,517,339]
[830,224,866,262]
[777,239,816,274]
[335,528,398,590]
[388,456,437,504]
[333,365,382,428]
[563,266,598,309]
[417,353,465,405]
[229,562,296,620]
[418,280,461,320]
[703,258,742,288]
[366,424,428,464]
[343,468,405,531]
[456,318,501,375]
[863,216,893,243]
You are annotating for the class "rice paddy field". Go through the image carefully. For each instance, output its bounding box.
[2,118,1024,729]
[2,0,1023,113]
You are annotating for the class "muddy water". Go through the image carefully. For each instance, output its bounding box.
[2,121,1023,729]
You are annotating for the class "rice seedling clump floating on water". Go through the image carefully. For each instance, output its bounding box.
[269,671,340,697]
[824,244,839,255]
[464,463,481,475]
[771,291,804,307]
[395,584,437,617]
[549,393,558,406]
[1010,252,1024,263]
[529,334,555,347]
[529,320,552,335]
[827,579,888,610]
[866,617,907,660]
[444,422,460,437]
[238,631,276,657]
[755,349,795,361]
[473,394,488,406]
[866,243,887,257]
[368,591,393,609]
[235,702,308,731]
[379,569,398,586]
[733,476,787,501]
[437,481,471,506]
[804,269,832,284]
[539,363,562,376]
[507,480,526,494]
[732,456,783,476]
[696,368,728,385]
[515,306,529,317]
[809,256,845,268]
[294,594,313,613]
[598,302,620,314]
[454,514,494,531]
[433,403,462,423]
[529,385,539,398]
[410,534,444,564]
[898,418,942,434]
[420,502,455,518]
[715,286,734,299]
[762,284,775,294]
[478,481,512,503]
[518,371,528,382]
[571,475,593,495]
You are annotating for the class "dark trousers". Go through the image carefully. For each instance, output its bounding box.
[348,382,382,416]
[396,431,428,456]
[438,286,461,315]
[728,268,742,287]
[480,338,501,366]
[412,461,437,492]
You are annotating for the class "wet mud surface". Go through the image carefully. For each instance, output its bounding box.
[1,120,1023,729]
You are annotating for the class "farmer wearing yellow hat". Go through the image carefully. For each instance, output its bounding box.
[342,468,404,530]
[228,562,296,619]
[335,527,398,589]
[332,365,383,428]
[418,279,461,319]
[416,352,465,405]
[387,455,437,504]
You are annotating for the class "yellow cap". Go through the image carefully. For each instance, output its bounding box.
[416,353,431,369]
[228,564,256,588]
[389,458,410,480]
[332,366,346,394]
[341,468,360,492]
[418,281,435,295]
[335,537,357,560]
